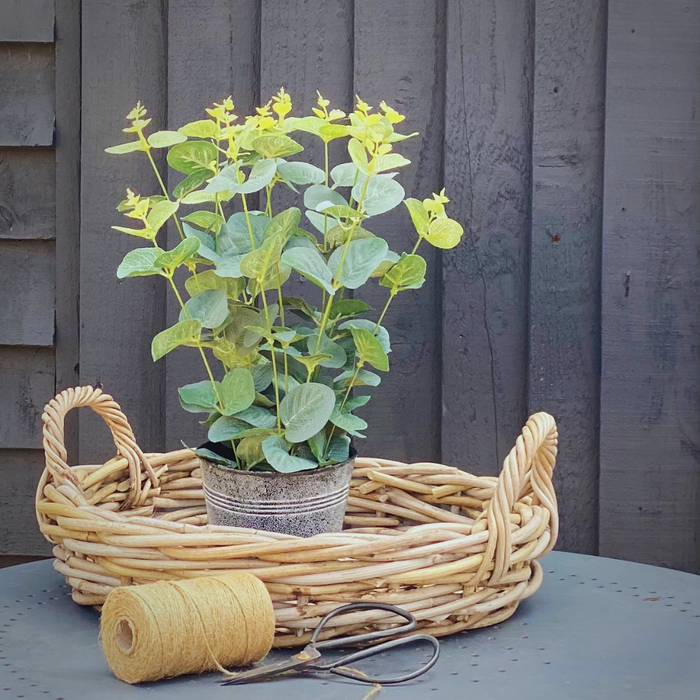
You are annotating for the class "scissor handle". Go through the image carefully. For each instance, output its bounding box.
[319,634,441,685]
[311,602,417,649]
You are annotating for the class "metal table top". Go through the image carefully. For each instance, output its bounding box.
[0,552,698,699]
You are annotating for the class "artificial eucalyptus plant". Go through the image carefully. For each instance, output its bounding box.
[107,90,463,473]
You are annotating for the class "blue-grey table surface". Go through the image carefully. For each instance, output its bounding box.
[0,552,698,699]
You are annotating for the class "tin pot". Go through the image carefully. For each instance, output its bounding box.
[199,446,356,537]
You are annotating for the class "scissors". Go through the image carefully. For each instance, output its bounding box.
[222,602,440,686]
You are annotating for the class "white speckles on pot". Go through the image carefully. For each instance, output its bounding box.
[199,456,356,537]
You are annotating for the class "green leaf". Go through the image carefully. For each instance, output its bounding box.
[345,394,371,412]
[348,139,369,173]
[281,246,335,295]
[220,367,255,416]
[116,247,163,279]
[308,430,326,463]
[339,319,391,354]
[191,446,236,468]
[334,368,381,388]
[252,133,304,159]
[240,233,285,281]
[167,140,218,174]
[329,299,371,320]
[351,327,389,371]
[279,383,336,443]
[178,119,218,139]
[306,333,346,369]
[182,211,224,233]
[404,198,429,235]
[380,253,427,292]
[370,250,400,278]
[234,404,277,428]
[152,319,201,360]
[375,153,411,172]
[318,124,350,142]
[105,141,144,155]
[148,130,187,148]
[353,175,405,216]
[283,296,319,323]
[330,407,367,437]
[425,217,464,249]
[155,237,201,271]
[324,433,351,464]
[330,163,359,187]
[326,224,374,249]
[251,364,274,392]
[173,170,211,199]
[237,435,268,468]
[183,223,219,262]
[146,200,179,233]
[215,253,245,278]
[329,237,389,289]
[291,353,333,376]
[264,207,301,243]
[262,435,318,473]
[304,185,347,212]
[111,225,152,239]
[181,190,231,205]
[284,115,326,136]
[179,380,219,411]
[208,415,250,442]
[183,288,228,329]
[306,210,340,234]
[219,212,269,255]
[320,204,359,220]
[205,159,276,194]
[277,161,325,185]
[185,269,240,297]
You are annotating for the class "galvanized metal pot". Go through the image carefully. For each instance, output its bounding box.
[199,448,356,537]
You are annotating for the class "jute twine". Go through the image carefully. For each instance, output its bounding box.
[100,571,275,684]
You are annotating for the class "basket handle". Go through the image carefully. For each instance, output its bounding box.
[479,412,558,584]
[41,385,159,509]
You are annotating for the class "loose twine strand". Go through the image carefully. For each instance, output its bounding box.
[100,572,275,684]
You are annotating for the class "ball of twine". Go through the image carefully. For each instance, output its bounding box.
[100,572,275,684]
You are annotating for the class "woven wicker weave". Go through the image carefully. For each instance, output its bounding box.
[36,386,558,646]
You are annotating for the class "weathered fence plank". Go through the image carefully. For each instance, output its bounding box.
[600,0,700,573]
[165,0,261,450]
[80,0,168,461]
[529,0,607,554]
[442,0,534,475]
[0,43,54,146]
[0,451,52,555]
[0,148,55,240]
[354,0,446,462]
[0,240,54,346]
[0,348,54,449]
[0,1,55,42]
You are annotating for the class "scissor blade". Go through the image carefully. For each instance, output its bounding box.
[221,647,321,686]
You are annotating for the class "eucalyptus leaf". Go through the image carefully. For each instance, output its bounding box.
[404,198,429,235]
[182,211,224,233]
[351,327,389,371]
[252,133,304,159]
[279,383,336,443]
[151,319,201,360]
[220,367,255,415]
[306,333,346,369]
[324,433,351,464]
[218,212,269,255]
[191,446,236,468]
[183,288,228,328]
[329,299,371,320]
[205,159,276,194]
[306,210,340,234]
[262,435,318,473]
[146,200,179,233]
[308,430,326,463]
[240,234,285,281]
[215,253,246,278]
[251,364,274,392]
[237,434,268,468]
[183,223,220,262]
[105,141,144,155]
[330,407,367,437]
[348,139,369,173]
[185,270,240,298]
[339,319,391,354]
[167,141,218,174]
[148,130,187,148]
[375,153,411,172]
[281,246,335,295]
[344,394,371,412]
[173,170,211,199]
[329,237,388,289]
[179,380,219,411]
[117,248,163,279]
[425,217,464,249]
[370,250,400,278]
[263,207,301,243]
[208,415,250,443]
[304,185,347,212]
[334,368,381,388]
[330,162,359,187]
[353,175,405,216]
[155,237,201,271]
[234,404,277,428]
[380,253,427,291]
[178,119,218,139]
[277,161,325,185]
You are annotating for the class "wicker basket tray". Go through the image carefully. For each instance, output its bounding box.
[37,386,558,647]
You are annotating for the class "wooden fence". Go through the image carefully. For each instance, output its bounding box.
[1,0,698,573]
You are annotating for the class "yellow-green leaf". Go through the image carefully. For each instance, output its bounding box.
[425,217,464,249]
[148,130,187,148]
[105,141,144,155]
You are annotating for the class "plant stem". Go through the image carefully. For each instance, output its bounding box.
[373,292,395,333]
[144,147,186,241]
[240,193,257,250]
[275,265,289,395]
[260,287,282,432]
[325,361,363,456]
[324,141,329,186]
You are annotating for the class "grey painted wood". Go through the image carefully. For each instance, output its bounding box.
[442,0,534,476]
[0,148,55,239]
[529,0,606,555]
[600,0,700,573]
[354,0,446,463]
[54,0,82,462]
[0,43,54,146]
[0,0,55,42]
[80,0,167,461]
[0,451,53,555]
[0,240,54,346]
[165,0,261,450]
[0,348,54,449]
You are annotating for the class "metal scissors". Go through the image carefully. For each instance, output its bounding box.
[222,602,440,686]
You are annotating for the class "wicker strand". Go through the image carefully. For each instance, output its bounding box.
[37,386,558,645]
